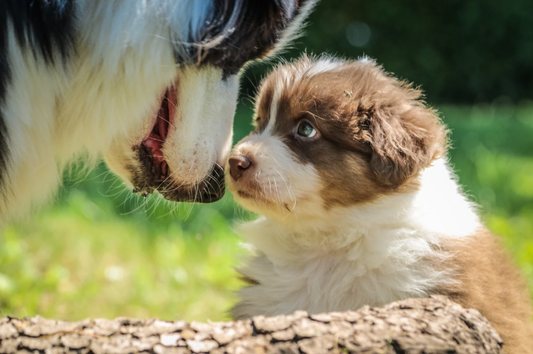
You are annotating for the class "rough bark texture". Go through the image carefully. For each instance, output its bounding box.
[0,296,502,354]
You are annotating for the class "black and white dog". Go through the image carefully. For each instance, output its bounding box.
[0,0,315,223]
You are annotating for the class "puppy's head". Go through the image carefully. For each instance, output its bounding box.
[105,0,316,203]
[228,55,447,220]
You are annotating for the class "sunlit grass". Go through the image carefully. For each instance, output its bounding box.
[1,191,247,322]
[1,104,532,321]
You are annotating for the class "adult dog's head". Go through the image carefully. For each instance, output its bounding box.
[104,0,316,203]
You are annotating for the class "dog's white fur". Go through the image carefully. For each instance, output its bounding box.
[105,67,239,189]
[0,0,316,223]
[2,1,213,221]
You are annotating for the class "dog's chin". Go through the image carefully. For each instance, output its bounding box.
[106,84,227,204]
[129,162,225,203]
[127,88,226,202]
[108,151,226,203]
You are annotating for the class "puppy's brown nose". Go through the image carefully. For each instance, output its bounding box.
[229,155,252,181]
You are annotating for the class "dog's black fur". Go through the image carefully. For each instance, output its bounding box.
[0,1,76,191]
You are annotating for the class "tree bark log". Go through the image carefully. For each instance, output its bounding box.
[0,296,502,354]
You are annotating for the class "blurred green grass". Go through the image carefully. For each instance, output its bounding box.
[1,104,533,322]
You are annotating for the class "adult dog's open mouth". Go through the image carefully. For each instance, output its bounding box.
[141,87,176,183]
[131,86,225,203]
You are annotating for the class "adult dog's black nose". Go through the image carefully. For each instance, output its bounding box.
[229,155,252,181]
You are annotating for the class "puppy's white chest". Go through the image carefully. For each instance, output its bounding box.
[234,235,440,319]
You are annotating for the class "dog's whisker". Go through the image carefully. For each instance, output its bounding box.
[146,137,166,143]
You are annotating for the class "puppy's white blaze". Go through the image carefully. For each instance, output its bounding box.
[263,87,281,136]
[163,67,239,184]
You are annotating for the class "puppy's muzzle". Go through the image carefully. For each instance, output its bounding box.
[229,155,252,181]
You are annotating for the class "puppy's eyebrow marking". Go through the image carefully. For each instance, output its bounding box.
[263,85,281,136]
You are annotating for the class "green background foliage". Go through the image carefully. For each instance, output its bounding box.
[1,1,533,322]
[243,0,533,104]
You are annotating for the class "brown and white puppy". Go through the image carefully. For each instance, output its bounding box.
[227,55,533,354]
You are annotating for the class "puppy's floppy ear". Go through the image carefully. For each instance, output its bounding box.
[366,103,447,188]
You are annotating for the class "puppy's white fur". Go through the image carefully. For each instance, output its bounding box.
[228,57,481,318]
[233,158,480,318]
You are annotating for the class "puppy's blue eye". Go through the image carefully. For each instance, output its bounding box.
[297,121,317,138]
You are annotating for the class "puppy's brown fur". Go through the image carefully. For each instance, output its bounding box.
[229,56,533,353]
[438,231,533,354]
